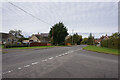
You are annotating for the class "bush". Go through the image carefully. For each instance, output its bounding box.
[101,38,119,49]
[4,44,29,48]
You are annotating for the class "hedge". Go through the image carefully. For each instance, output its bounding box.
[4,44,29,48]
[101,38,120,49]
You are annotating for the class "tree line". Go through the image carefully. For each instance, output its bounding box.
[9,22,119,49]
[49,22,94,45]
[8,22,94,46]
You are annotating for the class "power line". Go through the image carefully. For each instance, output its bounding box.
[8,2,52,26]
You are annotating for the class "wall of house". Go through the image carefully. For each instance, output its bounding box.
[29,36,40,42]
[3,36,17,44]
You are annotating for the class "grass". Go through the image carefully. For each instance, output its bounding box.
[5,46,56,49]
[83,45,119,55]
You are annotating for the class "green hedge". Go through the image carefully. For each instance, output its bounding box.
[4,44,29,48]
[101,38,119,49]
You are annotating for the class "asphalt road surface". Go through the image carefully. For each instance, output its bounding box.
[2,45,118,78]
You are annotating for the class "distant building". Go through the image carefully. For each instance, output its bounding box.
[29,33,50,43]
[94,34,110,46]
[100,34,110,40]
[22,40,29,44]
[0,33,18,44]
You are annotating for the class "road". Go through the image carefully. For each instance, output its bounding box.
[2,45,118,78]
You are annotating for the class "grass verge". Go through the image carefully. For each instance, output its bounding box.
[83,45,119,55]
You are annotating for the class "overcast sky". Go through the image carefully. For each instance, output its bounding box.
[2,2,118,38]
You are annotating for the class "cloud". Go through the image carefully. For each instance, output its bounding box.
[2,2,118,38]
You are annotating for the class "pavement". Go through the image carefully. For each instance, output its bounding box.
[2,45,118,78]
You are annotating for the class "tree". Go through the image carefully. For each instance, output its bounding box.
[110,32,120,39]
[49,22,68,45]
[9,29,24,43]
[81,38,88,44]
[73,33,82,45]
[87,33,94,45]
[65,33,82,45]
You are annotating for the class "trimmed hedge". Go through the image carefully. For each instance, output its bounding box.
[4,44,29,48]
[101,38,120,49]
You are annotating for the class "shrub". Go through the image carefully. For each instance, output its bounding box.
[101,38,119,49]
[4,44,29,48]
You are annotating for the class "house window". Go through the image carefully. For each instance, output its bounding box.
[3,39,5,42]
[8,38,11,41]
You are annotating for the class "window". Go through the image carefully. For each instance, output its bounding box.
[8,38,11,41]
[3,39,5,42]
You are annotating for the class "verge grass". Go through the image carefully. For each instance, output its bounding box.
[83,45,119,55]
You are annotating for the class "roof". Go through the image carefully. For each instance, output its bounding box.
[100,35,109,40]
[35,35,41,39]
[0,33,15,39]
[40,33,49,37]
[32,33,49,39]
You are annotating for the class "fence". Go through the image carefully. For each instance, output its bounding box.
[30,42,47,46]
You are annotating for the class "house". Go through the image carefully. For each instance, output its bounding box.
[29,33,50,43]
[94,34,110,46]
[0,33,18,44]
[100,34,110,40]
[22,40,29,44]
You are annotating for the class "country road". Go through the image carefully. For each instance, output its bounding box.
[2,45,118,78]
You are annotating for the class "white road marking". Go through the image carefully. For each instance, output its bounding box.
[59,55,62,57]
[65,53,68,55]
[7,70,12,73]
[24,65,30,67]
[31,62,39,65]
[49,57,53,60]
[42,59,47,62]
[2,48,82,75]
[18,67,22,69]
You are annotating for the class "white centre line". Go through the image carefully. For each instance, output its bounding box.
[1,49,82,75]
[49,57,53,60]
[42,59,47,62]
[59,55,62,57]
[18,67,22,70]
[31,62,39,65]
[65,53,68,55]
[24,65,30,68]
[7,70,12,73]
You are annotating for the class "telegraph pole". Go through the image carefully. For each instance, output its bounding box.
[72,29,74,45]
[52,26,54,45]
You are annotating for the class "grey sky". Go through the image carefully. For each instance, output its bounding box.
[2,2,118,38]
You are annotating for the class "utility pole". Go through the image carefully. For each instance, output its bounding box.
[52,26,54,45]
[72,29,74,45]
